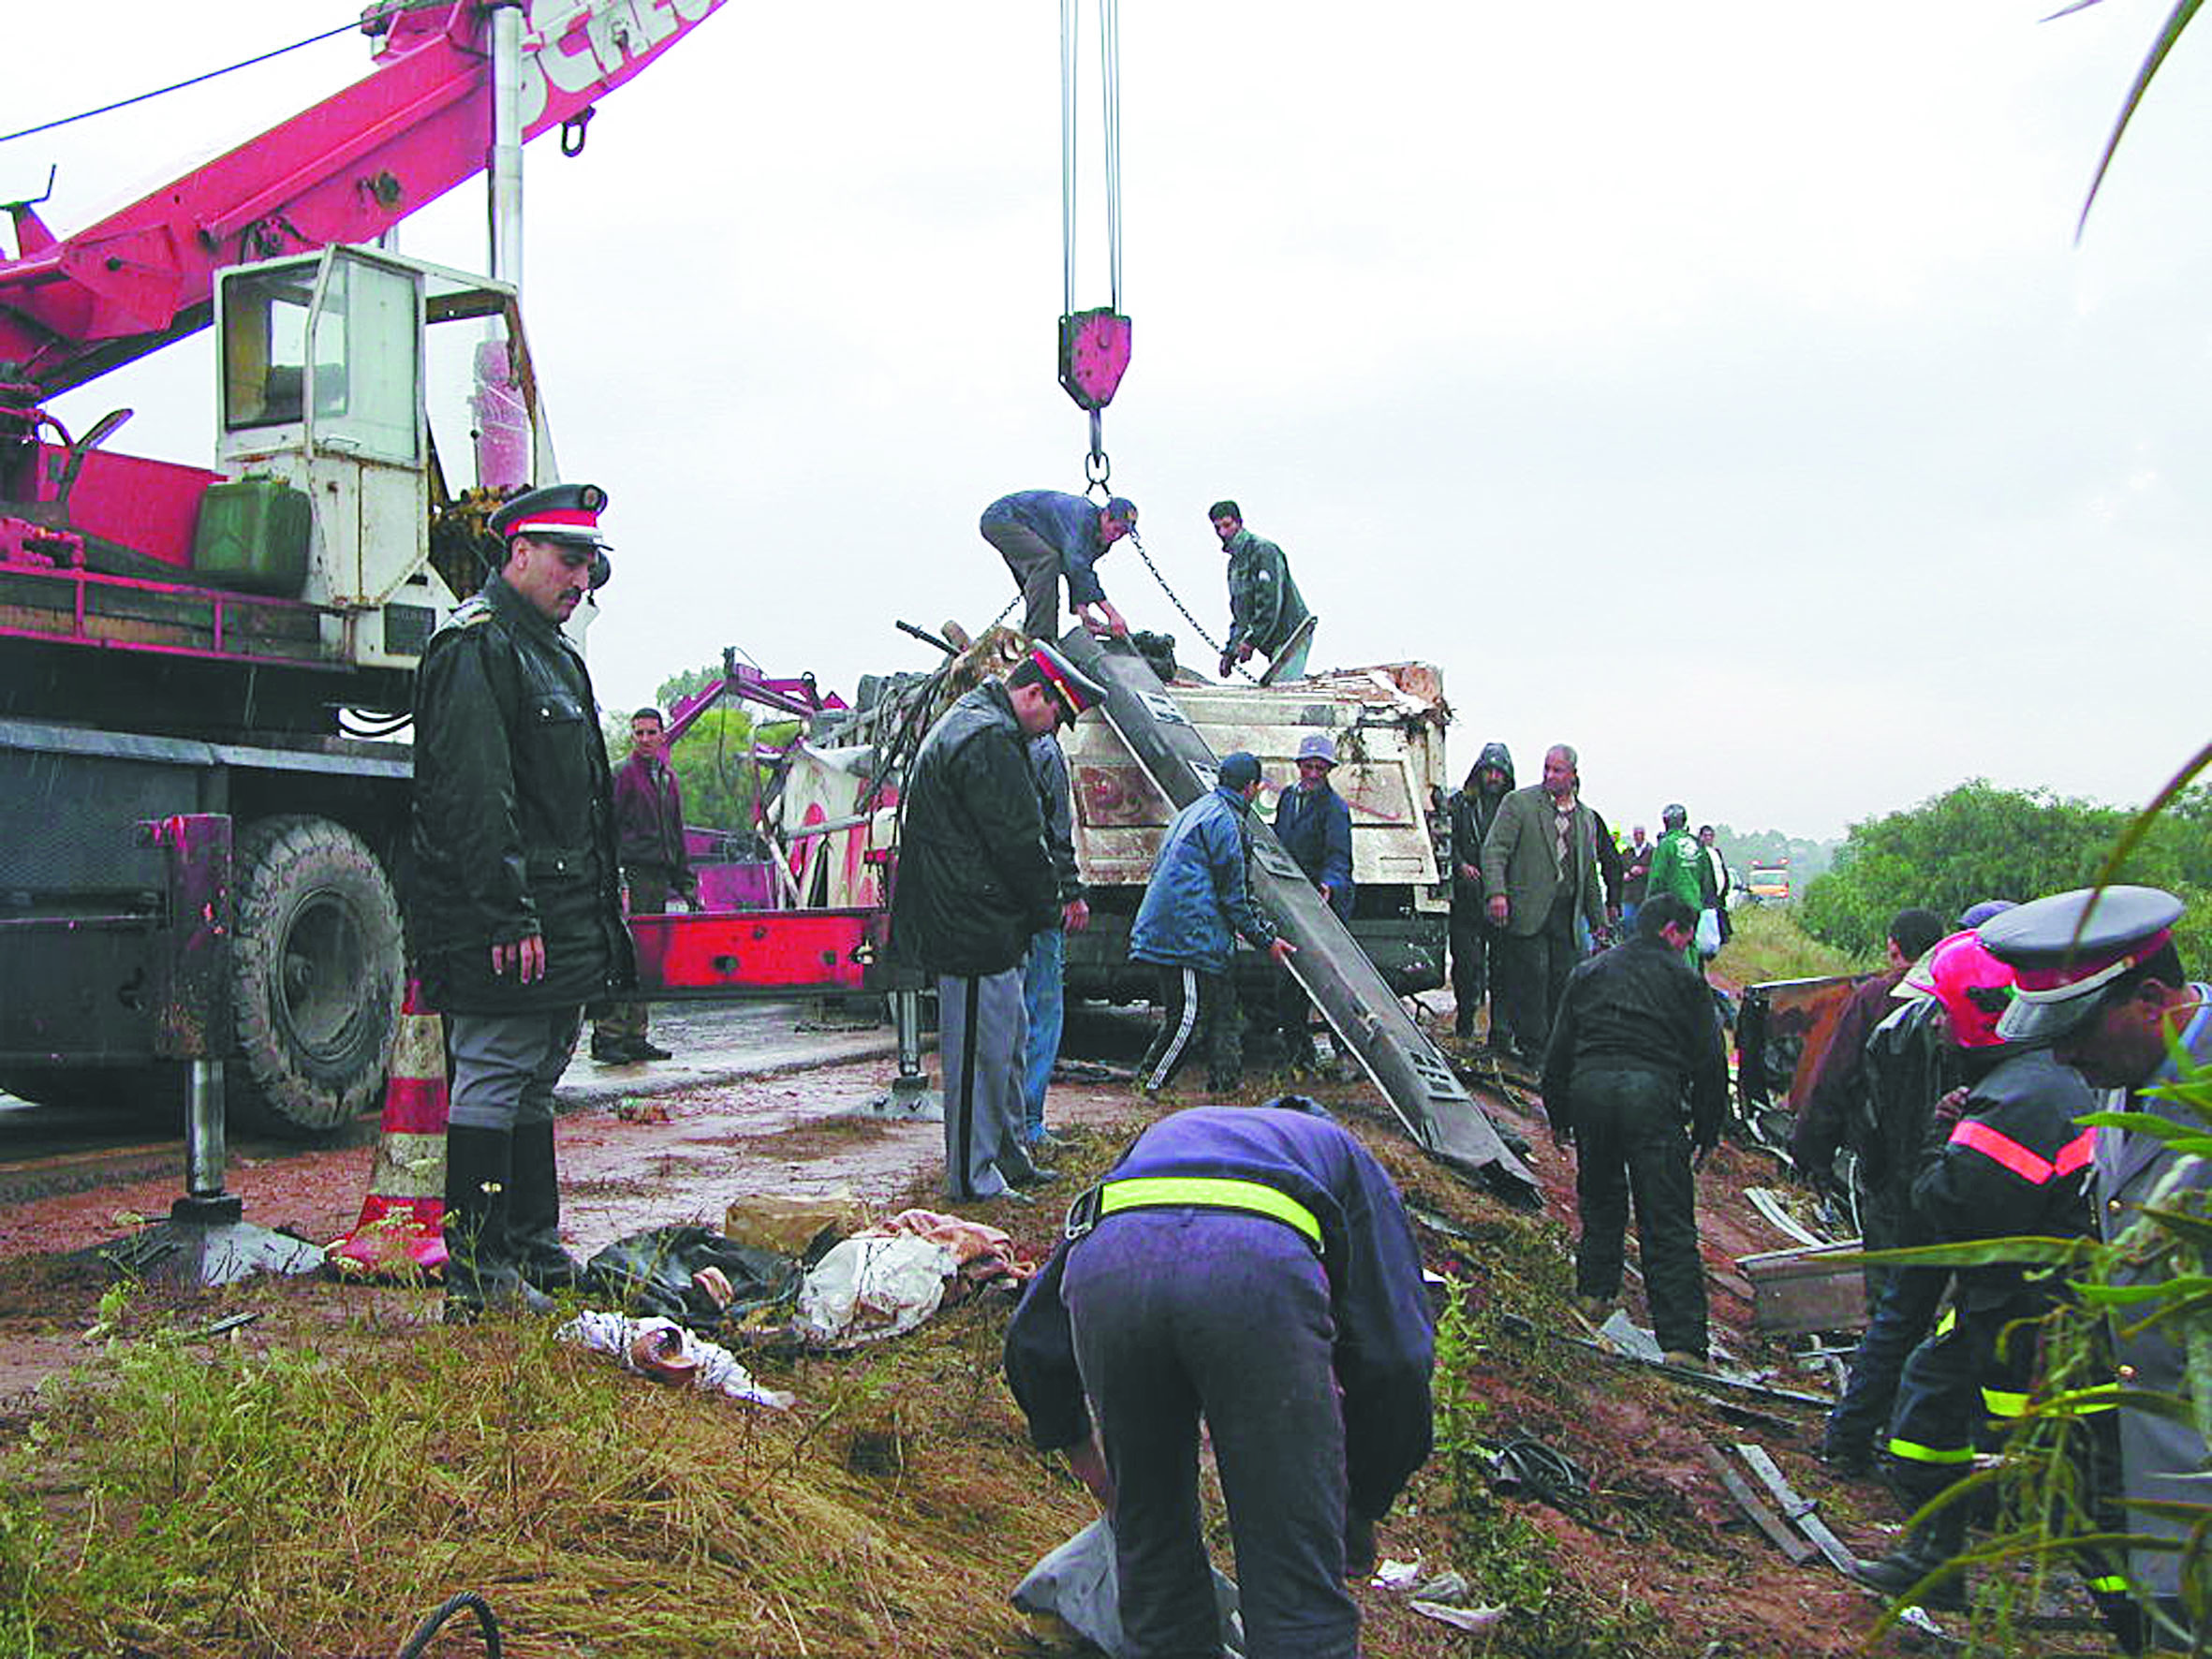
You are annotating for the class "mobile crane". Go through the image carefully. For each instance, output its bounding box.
[0,0,723,1132]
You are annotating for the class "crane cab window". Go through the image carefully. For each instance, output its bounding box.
[220,252,420,464]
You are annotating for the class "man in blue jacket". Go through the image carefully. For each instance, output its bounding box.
[1129,752,1296,1094]
[1272,733,1353,1070]
[890,642,1108,1202]
[1004,1100,1436,1659]
[980,489,1137,642]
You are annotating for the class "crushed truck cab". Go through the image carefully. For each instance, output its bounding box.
[1057,663,1453,1002]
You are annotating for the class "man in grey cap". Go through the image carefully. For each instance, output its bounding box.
[1270,732,1353,1070]
[1129,751,1297,1094]
[980,489,1137,643]
[412,481,633,1318]
[1980,885,2206,1644]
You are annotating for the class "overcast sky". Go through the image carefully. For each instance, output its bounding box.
[14,1,2211,842]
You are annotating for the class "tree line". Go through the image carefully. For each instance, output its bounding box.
[1799,778,2212,969]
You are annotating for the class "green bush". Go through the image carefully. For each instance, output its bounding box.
[1799,780,2212,968]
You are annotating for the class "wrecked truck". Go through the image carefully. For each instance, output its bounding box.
[744,633,1454,1004]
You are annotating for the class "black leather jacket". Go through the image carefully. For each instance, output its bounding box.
[409,572,634,1013]
[1541,932,1729,1147]
[890,683,1059,977]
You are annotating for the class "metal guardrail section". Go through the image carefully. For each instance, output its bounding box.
[1061,632,1540,1207]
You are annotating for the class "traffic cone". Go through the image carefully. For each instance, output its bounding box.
[328,979,450,1278]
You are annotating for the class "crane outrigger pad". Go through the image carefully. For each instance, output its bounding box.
[1060,632,1541,1208]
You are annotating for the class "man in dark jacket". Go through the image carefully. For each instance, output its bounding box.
[1449,742,1514,1044]
[1619,825,1654,930]
[1481,743,1607,1062]
[1540,893,1728,1365]
[1004,1100,1435,1659]
[1790,909,1947,1232]
[1816,927,2014,1475]
[411,482,635,1318]
[1129,751,1297,1094]
[1272,732,1354,1070]
[980,489,1137,643]
[1210,500,1315,681]
[891,642,1107,1202]
[591,705,697,1064]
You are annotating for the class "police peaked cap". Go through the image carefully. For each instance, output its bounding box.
[1977,884,2186,1044]
[491,482,612,548]
[1026,641,1109,724]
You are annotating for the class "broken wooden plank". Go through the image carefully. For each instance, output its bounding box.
[1698,1443,1814,1564]
[1733,1442,1861,1576]
[1496,1314,1834,1408]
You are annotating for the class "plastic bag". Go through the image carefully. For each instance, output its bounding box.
[1011,1517,1244,1658]
[795,1234,958,1345]
[1694,907,1722,959]
[583,1225,801,1332]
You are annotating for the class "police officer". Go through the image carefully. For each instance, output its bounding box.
[1004,1100,1435,1659]
[411,482,634,1318]
[890,640,1110,1202]
[1981,886,2207,1647]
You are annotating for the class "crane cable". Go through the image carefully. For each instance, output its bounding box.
[1059,0,1123,322]
[0,13,372,148]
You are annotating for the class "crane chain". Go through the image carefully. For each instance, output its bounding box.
[1125,534,1262,684]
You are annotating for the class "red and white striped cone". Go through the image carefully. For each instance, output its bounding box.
[328,978,450,1278]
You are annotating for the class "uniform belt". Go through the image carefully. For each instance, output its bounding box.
[1065,1176,1322,1251]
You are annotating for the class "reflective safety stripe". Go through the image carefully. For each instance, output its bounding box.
[1935,1306,1957,1337]
[2087,1575,2131,1594]
[1887,1435,1975,1465]
[1099,1176,1324,1250]
[1949,1118,2095,1186]
[2042,1385,2122,1416]
[1982,1387,2029,1418]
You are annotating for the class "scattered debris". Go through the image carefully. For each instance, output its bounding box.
[613,1096,671,1123]
[1732,1442,1859,1576]
[1013,1517,1244,1658]
[1408,1597,1507,1635]
[723,1189,867,1257]
[796,1233,958,1345]
[1699,1443,1814,1565]
[556,1310,796,1407]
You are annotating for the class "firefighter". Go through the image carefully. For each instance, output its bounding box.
[1982,885,2207,1647]
[410,482,634,1319]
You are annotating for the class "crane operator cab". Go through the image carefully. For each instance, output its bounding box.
[214,243,568,668]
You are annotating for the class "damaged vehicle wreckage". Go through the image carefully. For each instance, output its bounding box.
[3,7,2194,1659]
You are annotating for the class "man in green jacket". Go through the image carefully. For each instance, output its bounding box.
[1211,500,1314,681]
[1478,744,1606,1063]
[1644,804,1716,969]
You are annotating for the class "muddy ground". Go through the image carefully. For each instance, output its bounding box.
[0,998,2108,1656]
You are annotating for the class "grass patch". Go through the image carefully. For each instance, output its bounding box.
[1712,902,1865,986]
[3,1285,1089,1658]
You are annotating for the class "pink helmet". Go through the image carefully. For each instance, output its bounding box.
[1902,929,2018,1049]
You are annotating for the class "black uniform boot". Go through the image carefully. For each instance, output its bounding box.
[1851,1503,1969,1609]
[443,1123,554,1322]
[507,1120,584,1294]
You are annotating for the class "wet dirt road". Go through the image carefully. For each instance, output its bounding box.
[0,999,1156,1264]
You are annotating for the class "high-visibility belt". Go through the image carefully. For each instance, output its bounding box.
[1098,1176,1324,1251]
[1886,1434,1975,1466]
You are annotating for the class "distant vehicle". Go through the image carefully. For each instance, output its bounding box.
[1746,860,1792,903]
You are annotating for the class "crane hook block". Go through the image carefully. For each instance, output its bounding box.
[1058,307,1132,412]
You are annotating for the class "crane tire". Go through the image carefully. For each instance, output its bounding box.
[228,815,404,1138]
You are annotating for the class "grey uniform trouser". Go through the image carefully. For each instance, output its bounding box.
[937,968,1029,1199]
[982,519,1068,641]
[448,1007,584,1131]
